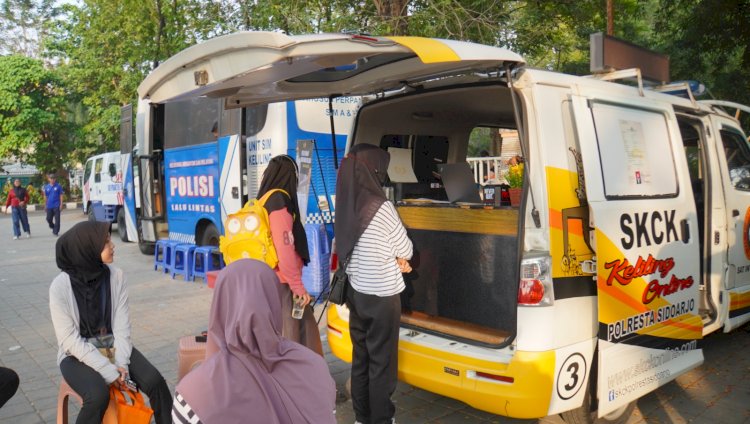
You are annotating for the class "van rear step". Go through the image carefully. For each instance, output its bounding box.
[401,311,511,345]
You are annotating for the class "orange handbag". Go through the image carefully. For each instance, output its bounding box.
[103,386,154,424]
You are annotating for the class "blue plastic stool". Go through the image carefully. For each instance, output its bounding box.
[192,246,224,283]
[154,239,182,273]
[171,243,197,281]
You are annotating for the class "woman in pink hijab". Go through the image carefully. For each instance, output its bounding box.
[172,259,336,424]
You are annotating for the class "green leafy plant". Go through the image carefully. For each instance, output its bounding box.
[506,163,524,188]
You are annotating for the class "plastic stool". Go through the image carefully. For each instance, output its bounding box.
[192,246,224,282]
[154,239,182,274]
[57,378,117,424]
[178,335,207,382]
[171,243,197,281]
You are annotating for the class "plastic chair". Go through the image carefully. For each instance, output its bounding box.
[154,239,183,274]
[192,246,224,283]
[171,243,196,281]
[57,378,117,424]
[178,335,207,382]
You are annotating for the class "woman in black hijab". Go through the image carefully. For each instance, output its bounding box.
[334,144,413,424]
[257,154,322,356]
[49,221,172,424]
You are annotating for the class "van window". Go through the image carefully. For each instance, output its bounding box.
[590,103,677,198]
[165,97,220,148]
[84,160,93,184]
[244,104,268,137]
[94,158,103,183]
[720,128,750,191]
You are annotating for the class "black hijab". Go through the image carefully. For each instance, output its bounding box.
[257,155,310,265]
[334,144,390,265]
[56,221,112,338]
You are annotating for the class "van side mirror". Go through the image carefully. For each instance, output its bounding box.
[109,163,117,178]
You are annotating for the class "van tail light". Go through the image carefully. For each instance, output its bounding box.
[330,238,338,271]
[518,254,554,306]
[330,252,339,271]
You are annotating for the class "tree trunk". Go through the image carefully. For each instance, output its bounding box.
[373,0,410,35]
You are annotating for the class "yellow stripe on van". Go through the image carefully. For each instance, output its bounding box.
[385,37,461,63]
[730,291,750,311]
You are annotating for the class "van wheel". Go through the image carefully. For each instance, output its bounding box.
[138,241,155,255]
[87,207,95,222]
[198,223,220,247]
[560,389,636,424]
[117,208,128,242]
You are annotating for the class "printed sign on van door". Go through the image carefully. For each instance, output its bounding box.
[568,96,704,417]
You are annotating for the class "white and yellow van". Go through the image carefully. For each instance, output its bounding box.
[137,32,750,422]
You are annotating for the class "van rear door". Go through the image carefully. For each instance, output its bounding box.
[137,32,524,106]
[569,92,704,417]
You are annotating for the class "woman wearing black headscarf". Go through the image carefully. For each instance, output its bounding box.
[335,144,413,424]
[256,154,323,356]
[49,221,172,424]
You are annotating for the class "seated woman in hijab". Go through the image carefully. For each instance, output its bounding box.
[256,154,323,356]
[173,259,336,424]
[49,222,172,424]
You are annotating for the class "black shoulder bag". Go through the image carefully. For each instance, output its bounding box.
[327,255,350,305]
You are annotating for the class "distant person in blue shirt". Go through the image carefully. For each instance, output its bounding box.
[43,173,64,236]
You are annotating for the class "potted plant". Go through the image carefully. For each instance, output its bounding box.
[505,163,524,207]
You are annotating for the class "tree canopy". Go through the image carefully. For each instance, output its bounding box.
[0,0,748,169]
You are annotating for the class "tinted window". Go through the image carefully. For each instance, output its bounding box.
[244,104,268,137]
[720,128,750,191]
[94,159,103,183]
[84,160,93,183]
[165,97,220,148]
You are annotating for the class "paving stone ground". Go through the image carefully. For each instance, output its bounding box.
[0,210,748,423]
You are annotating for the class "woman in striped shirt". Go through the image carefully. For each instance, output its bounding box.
[335,144,413,424]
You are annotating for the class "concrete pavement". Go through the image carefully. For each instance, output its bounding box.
[0,210,748,423]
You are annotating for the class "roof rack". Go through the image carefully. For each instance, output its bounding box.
[585,68,644,96]
[699,100,750,121]
[651,81,704,108]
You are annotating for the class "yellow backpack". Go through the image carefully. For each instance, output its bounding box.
[219,189,288,268]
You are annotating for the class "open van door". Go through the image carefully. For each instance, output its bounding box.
[711,115,750,330]
[138,32,524,107]
[568,93,704,417]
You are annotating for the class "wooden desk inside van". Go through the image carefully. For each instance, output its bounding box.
[396,204,518,236]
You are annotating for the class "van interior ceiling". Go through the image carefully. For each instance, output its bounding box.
[351,83,520,347]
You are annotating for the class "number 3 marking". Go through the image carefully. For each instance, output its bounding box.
[557,353,586,400]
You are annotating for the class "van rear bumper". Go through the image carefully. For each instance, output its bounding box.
[327,307,555,419]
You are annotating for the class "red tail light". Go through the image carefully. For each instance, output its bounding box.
[518,279,545,305]
[330,252,338,271]
[476,371,514,384]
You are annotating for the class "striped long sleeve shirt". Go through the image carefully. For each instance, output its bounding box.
[347,201,413,297]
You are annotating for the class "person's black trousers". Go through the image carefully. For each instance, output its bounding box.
[0,367,19,408]
[60,347,172,424]
[347,288,401,424]
[46,207,61,235]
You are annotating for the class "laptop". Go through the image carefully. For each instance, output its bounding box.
[437,163,482,204]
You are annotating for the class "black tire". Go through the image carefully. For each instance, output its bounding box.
[87,206,95,222]
[138,241,155,255]
[117,208,128,242]
[560,387,636,424]
[198,223,220,247]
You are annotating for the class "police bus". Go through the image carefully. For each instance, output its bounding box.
[119,94,359,253]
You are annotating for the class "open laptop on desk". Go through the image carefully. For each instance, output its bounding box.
[437,163,482,204]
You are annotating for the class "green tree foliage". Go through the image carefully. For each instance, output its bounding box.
[0,55,75,173]
[653,0,750,107]
[0,0,59,57]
